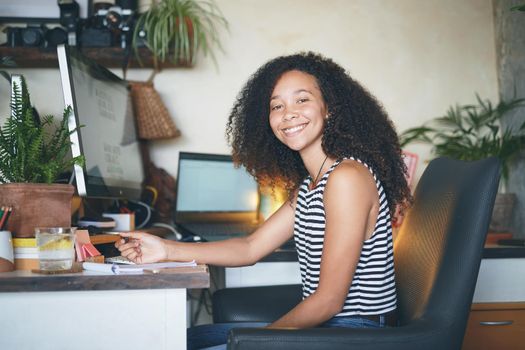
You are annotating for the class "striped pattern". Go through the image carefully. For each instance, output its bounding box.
[294,157,397,316]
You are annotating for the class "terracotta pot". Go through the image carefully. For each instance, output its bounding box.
[0,183,74,238]
[489,193,516,232]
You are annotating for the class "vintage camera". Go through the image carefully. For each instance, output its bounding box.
[81,0,137,48]
[5,25,68,48]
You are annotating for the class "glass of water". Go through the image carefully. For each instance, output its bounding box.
[36,227,76,271]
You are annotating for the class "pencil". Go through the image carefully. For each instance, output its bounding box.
[0,207,5,229]
[4,207,12,229]
[0,207,11,230]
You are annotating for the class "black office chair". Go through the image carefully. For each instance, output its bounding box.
[212,157,501,350]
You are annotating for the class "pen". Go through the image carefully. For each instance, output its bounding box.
[0,207,5,227]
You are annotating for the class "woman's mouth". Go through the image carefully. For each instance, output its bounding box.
[282,123,307,135]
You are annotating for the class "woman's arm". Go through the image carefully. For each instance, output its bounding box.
[269,161,379,328]
[116,199,296,267]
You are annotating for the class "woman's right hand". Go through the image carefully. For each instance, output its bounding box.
[114,231,168,264]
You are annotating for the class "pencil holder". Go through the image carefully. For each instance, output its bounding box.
[0,183,74,238]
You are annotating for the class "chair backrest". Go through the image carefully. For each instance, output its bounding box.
[394,157,500,346]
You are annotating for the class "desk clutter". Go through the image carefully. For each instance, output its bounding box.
[8,229,202,275]
[11,230,111,271]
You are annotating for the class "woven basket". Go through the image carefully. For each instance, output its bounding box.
[129,81,181,140]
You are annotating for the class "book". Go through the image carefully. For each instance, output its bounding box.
[485,232,513,245]
[82,260,197,275]
[14,252,39,259]
[12,238,36,248]
[14,258,39,270]
[497,238,525,247]
[14,247,38,255]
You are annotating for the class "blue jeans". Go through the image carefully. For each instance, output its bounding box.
[187,322,269,350]
[187,316,385,350]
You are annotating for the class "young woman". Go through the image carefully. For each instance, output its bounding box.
[116,52,411,349]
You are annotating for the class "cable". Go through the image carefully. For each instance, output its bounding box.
[143,185,158,206]
[129,200,152,229]
[152,222,182,240]
[68,171,75,185]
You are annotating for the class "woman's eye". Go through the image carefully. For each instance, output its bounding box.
[271,104,283,111]
[297,98,309,104]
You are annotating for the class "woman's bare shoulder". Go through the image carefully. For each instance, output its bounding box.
[325,159,377,195]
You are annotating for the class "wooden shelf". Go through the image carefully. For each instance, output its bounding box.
[0,46,191,69]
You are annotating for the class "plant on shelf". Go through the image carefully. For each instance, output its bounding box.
[0,76,84,238]
[399,94,525,231]
[0,77,84,183]
[133,0,228,74]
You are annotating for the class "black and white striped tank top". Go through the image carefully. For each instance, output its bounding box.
[294,157,397,316]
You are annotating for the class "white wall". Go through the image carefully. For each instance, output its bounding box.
[0,0,499,181]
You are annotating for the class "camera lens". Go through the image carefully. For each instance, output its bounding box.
[22,27,44,47]
[46,27,68,46]
[104,10,122,29]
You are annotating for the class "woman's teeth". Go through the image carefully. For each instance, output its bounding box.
[283,124,306,134]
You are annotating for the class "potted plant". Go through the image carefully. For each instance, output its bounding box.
[0,76,84,237]
[128,0,228,135]
[399,95,525,231]
[133,0,228,75]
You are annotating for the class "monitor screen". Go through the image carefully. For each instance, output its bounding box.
[57,44,144,199]
[175,152,259,213]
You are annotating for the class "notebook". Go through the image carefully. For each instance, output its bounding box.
[174,152,261,241]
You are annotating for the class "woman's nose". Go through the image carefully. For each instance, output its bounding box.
[283,110,297,121]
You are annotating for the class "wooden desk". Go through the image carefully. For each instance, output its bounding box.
[463,245,525,350]
[0,266,209,350]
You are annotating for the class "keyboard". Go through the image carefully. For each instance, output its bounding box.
[181,222,260,236]
[498,238,525,247]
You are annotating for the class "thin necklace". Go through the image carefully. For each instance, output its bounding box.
[311,155,329,189]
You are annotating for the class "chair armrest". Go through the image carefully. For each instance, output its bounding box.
[212,284,302,323]
[227,320,457,350]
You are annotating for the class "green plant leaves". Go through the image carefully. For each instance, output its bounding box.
[133,0,228,69]
[399,95,525,183]
[0,77,84,184]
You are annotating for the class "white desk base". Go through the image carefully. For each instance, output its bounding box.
[0,289,187,350]
[473,258,525,303]
[225,262,301,288]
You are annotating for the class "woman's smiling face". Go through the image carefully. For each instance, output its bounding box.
[269,70,328,154]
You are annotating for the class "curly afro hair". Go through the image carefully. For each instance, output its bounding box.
[226,52,411,215]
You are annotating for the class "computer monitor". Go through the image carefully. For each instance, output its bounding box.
[57,44,144,199]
